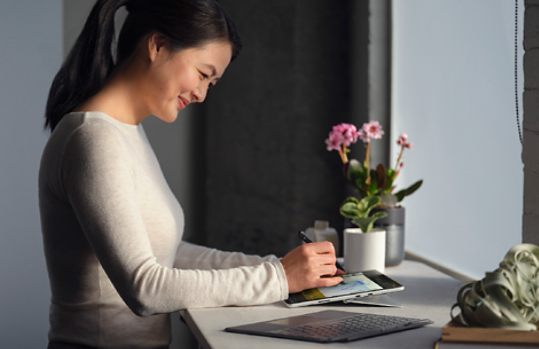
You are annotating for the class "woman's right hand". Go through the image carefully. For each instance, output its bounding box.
[280,241,343,294]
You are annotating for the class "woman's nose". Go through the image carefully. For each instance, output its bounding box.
[192,86,207,103]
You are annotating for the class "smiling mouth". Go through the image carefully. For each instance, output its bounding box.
[178,97,190,110]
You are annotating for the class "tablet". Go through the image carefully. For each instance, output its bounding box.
[283,270,404,307]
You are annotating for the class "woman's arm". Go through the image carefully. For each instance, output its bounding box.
[173,241,279,270]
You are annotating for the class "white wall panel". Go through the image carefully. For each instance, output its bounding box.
[392,0,524,279]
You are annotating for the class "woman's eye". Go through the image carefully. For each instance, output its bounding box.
[200,72,209,79]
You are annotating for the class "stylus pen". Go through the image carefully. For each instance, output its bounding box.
[297,231,346,272]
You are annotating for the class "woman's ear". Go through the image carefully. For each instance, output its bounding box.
[148,32,168,63]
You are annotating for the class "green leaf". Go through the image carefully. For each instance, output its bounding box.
[365,195,381,209]
[395,179,423,202]
[360,196,381,216]
[346,159,364,183]
[385,168,395,193]
[387,168,396,179]
[367,181,378,196]
[341,196,360,205]
[405,179,423,196]
[349,161,369,196]
[358,188,368,199]
[394,189,406,202]
[340,202,361,218]
[370,168,378,183]
[384,176,394,194]
[339,197,361,218]
[351,217,375,233]
[370,211,388,220]
[339,196,383,222]
[351,211,387,233]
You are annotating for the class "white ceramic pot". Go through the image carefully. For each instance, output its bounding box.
[344,228,386,273]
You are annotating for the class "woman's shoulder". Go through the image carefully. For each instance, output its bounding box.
[44,111,135,166]
[52,111,135,146]
[59,111,134,132]
[40,112,136,193]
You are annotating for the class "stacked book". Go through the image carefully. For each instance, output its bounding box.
[435,321,539,348]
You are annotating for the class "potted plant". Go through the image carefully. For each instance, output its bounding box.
[325,121,423,266]
[339,195,387,272]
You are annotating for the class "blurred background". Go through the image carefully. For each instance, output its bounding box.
[0,0,526,348]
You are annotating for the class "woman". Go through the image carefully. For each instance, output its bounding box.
[39,0,343,348]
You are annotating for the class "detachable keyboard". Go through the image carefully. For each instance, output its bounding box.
[271,313,432,342]
[226,311,433,343]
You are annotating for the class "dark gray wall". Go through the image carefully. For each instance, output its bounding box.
[523,0,539,244]
[197,1,365,257]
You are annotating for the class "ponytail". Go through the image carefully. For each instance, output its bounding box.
[45,0,242,131]
[45,0,129,131]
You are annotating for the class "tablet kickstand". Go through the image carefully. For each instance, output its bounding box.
[343,295,402,307]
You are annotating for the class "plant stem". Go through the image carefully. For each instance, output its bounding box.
[365,142,371,184]
[393,146,405,178]
[338,145,349,164]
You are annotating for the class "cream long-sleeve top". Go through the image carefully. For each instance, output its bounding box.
[38,111,289,349]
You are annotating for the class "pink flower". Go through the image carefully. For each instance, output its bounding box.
[325,130,344,151]
[362,121,384,140]
[397,133,408,145]
[397,133,413,149]
[332,124,348,133]
[342,124,359,146]
[358,121,384,143]
[358,129,370,143]
[326,123,360,150]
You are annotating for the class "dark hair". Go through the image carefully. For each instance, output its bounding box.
[45,0,242,131]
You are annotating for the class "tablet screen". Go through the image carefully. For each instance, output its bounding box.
[288,272,385,303]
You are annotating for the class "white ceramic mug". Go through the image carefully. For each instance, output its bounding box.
[344,228,386,273]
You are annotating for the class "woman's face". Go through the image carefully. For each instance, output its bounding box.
[145,39,233,123]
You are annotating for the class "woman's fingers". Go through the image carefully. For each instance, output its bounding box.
[308,241,336,255]
[335,268,347,276]
[316,275,344,288]
[303,242,338,266]
[281,242,342,293]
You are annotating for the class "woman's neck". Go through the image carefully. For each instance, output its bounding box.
[72,59,150,125]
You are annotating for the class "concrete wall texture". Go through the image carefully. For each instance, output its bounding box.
[201,1,357,257]
[523,0,539,244]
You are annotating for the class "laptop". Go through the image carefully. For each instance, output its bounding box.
[225,310,433,343]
